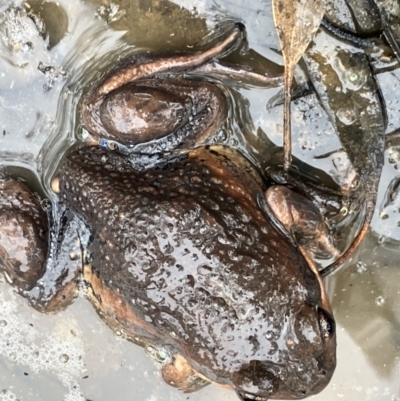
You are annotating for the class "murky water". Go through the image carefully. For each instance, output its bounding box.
[0,0,399,400]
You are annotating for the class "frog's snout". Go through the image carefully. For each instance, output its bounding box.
[231,303,336,401]
[233,360,330,401]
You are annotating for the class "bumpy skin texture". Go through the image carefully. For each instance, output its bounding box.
[0,25,336,400]
[0,181,47,291]
[53,145,336,399]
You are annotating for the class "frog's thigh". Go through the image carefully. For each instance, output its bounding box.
[265,186,338,258]
[27,212,86,313]
[161,354,210,393]
[0,181,47,291]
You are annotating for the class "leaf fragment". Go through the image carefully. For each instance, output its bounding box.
[272,0,325,171]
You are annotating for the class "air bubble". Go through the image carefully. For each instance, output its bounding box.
[107,141,117,150]
[336,108,357,125]
[380,212,389,220]
[41,198,52,211]
[265,331,274,340]
[0,389,20,401]
[356,261,367,273]
[145,345,155,355]
[0,292,85,400]
[347,71,359,82]
[156,349,168,362]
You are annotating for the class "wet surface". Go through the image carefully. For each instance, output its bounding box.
[0,0,400,400]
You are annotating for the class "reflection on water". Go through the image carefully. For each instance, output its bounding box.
[0,0,399,400]
[329,234,400,380]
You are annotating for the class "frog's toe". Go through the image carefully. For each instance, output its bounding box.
[161,354,210,393]
[0,181,48,291]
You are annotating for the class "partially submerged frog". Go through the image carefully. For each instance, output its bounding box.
[0,25,337,400]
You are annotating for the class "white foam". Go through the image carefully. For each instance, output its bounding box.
[0,389,19,401]
[0,287,85,401]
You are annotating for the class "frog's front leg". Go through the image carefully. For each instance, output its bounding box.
[27,209,90,313]
[265,185,339,264]
[160,353,210,393]
[0,180,86,313]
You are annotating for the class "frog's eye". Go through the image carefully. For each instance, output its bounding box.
[317,307,335,339]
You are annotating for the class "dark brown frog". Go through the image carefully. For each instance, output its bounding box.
[0,25,336,400]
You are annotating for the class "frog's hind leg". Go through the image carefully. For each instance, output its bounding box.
[264,185,339,264]
[0,180,47,291]
[0,179,88,313]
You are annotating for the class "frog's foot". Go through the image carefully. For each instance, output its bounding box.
[265,186,339,263]
[27,210,89,313]
[161,354,210,393]
[0,180,47,291]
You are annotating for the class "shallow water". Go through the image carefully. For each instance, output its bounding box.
[0,0,399,400]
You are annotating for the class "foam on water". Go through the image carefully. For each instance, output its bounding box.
[0,287,85,401]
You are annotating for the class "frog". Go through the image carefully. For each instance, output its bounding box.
[0,24,337,400]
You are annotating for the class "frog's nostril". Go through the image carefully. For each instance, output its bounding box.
[235,389,258,401]
[317,307,336,339]
[235,22,246,32]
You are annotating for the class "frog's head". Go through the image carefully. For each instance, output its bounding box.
[192,252,337,400]
[231,303,336,400]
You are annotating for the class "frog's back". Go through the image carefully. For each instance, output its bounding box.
[57,146,331,394]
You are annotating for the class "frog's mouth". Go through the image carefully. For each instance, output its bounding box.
[235,391,264,401]
[236,389,269,401]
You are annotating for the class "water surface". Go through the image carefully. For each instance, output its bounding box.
[0,0,399,400]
